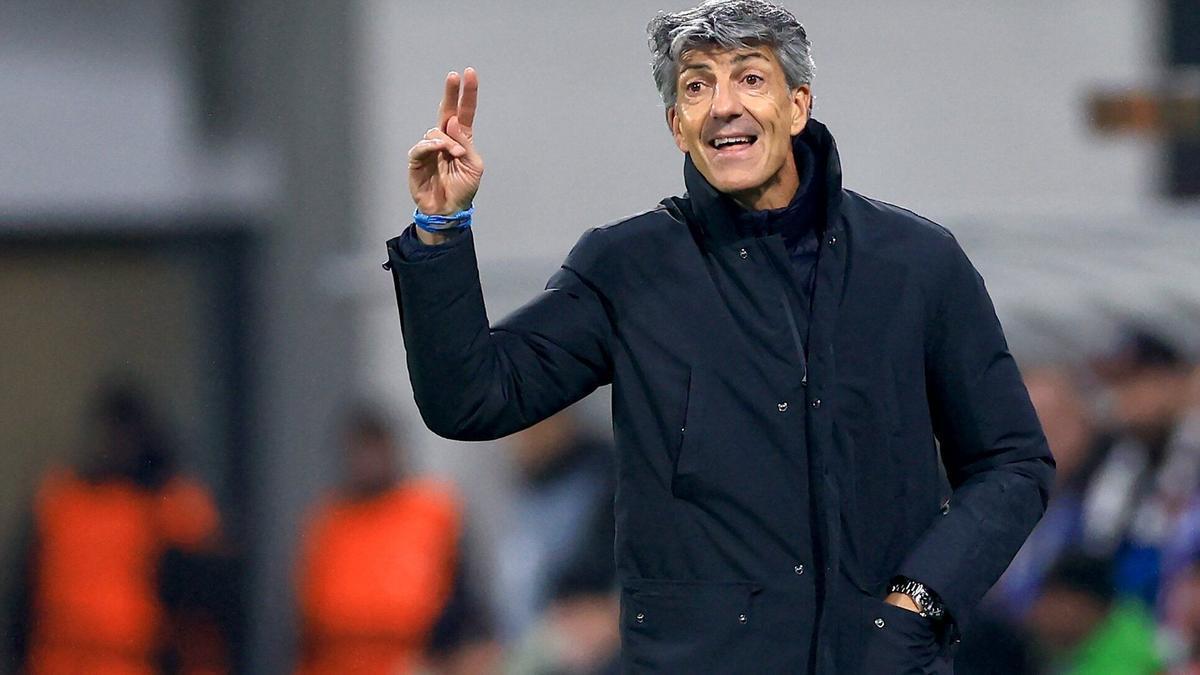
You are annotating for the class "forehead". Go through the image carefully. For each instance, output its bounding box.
[677,45,779,71]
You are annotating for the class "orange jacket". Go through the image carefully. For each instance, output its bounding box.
[296,479,460,675]
[26,468,220,675]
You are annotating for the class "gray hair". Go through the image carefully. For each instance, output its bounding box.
[647,0,815,108]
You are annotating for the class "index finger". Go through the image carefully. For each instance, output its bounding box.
[458,67,479,130]
[437,71,461,130]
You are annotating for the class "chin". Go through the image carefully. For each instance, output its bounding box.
[711,172,769,196]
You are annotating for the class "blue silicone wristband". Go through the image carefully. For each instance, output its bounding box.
[414,206,473,233]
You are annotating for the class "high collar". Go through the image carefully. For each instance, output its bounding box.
[676,117,844,247]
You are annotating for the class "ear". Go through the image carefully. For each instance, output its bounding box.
[666,106,688,153]
[789,85,812,136]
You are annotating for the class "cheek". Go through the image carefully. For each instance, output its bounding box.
[678,113,706,146]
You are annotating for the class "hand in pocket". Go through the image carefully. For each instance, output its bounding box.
[860,598,944,674]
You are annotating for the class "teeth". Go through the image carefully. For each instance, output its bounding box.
[713,136,752,148]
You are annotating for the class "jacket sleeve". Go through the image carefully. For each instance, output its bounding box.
[895,235,1055,636]
[384,224,614,441]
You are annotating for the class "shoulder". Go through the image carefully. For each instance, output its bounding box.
[842,190,957,248]
[562,203,688,275]
[842,190,973,276]
[34,466,78,512]
[37,465,75,493]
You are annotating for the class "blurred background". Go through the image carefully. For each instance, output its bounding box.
[1,1,1198,673]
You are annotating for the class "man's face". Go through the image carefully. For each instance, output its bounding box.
[668,45,810,209]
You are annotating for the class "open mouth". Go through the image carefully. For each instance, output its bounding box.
[708,135,758,152]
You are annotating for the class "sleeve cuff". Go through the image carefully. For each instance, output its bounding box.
[383,223,470,269]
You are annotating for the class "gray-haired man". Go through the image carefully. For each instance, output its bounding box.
[388,1,1053,672]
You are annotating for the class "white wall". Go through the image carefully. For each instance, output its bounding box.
[0,0,271,220]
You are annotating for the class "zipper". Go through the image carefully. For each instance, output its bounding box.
[757,240,808,385]
[780,289,809,386]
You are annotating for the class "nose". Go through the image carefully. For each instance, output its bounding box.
[710,81,742,120]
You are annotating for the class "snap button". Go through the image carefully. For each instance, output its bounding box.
[738,613,748,624]
[794,564,805,575]
[636,612,645,623]
[777,401,788,412]
[940,500,951,515]
[738,248,748,259]
[874,618,885,629]
[680,426,686,433]
[810,399,822,409]
[827,235,837,246]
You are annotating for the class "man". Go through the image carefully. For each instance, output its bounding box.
[1080,328,1200,610]
[492,410,615,643]
[6,383,225,675]
[384,1,1054,672]
[295,405,461,675]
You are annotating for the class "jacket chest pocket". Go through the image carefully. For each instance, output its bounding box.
[670,367,797,500]
[621,579,763,673]
[671,368,721,497]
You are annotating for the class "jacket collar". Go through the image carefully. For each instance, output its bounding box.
[674,117,844,247]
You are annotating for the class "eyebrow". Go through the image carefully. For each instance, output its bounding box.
[732,50,770,65]
[679,50,771,77]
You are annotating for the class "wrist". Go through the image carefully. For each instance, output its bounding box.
[414,226,462,246]
[888,577,945,620]
[885,592,921,614]
[415,205,472,228]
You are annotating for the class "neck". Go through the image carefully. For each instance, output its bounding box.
[729,150,800,211]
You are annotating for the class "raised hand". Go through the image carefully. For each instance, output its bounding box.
[408,67,483,218]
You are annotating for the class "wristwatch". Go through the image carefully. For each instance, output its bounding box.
[889,577,945,620]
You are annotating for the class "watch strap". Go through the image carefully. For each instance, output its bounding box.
[889,577,945,620]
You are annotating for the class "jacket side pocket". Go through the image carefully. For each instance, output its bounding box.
[858,594,946,674]
[620,578,762,673]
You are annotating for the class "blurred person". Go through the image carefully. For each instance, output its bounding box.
[1026,552,1162,674]
[384,0,1054,671]
[295,405,462,675]
[4,383,224,675]
[504,456,620,675]
[493,411,615,643]
[989,366,1107,618]
[1080,328,1199,608]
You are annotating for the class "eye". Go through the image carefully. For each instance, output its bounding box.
[744,74,763,86]
[685,81,704,94]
